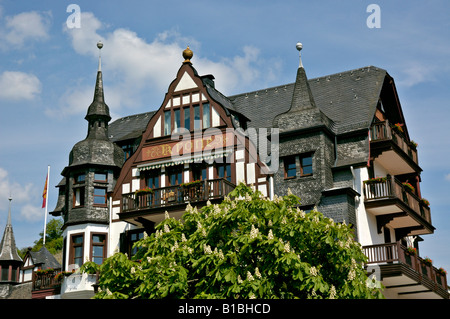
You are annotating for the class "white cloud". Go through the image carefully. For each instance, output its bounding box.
[0,167,42,221]
[0,71,42,101]
[19,204,44,222]
[57,12,281,117]
[0,10,51,49]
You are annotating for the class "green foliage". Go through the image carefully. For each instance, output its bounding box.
[84,183,384,299]
[18,218,64,258]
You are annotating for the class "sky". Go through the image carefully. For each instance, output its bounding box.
[0,1,449,273]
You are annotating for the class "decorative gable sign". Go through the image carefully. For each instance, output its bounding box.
[141,131,236,162]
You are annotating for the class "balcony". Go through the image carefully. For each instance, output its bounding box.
[370,120,420,175]
[120,178,235,226]
[31,270,62,299]
[363,242,449,299]
[363,175,434,236]
[60,272,97,299]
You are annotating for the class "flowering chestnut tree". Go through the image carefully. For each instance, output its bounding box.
[81,183,383,299]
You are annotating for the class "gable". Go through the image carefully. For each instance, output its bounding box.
[174,71,198,92]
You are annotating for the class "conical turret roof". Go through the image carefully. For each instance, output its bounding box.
[0,198,22,263]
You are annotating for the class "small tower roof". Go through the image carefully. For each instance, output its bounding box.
[85,41,111,122]
[0,197,22,263]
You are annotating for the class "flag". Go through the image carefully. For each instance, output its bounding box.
[42,172,48,208]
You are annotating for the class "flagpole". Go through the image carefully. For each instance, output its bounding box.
[43,165,50,246]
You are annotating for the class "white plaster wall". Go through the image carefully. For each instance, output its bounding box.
[63,224,110,270]
[154,116,161,138]
[354,167,384,246]
[373,161,389,178]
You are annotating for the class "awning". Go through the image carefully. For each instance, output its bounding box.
[137,149,233,171]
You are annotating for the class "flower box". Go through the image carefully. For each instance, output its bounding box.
[363,177,388,184]
[423,257,432,266]
[420,198,430,207]
[437,267,447,276]
[402,182,415,193]
[135,187,153,195]
[406,246,417,256]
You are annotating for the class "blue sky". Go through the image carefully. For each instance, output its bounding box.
[0,1,449,273]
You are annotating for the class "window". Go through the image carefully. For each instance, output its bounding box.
[91,234,107,265]
[167,165,183,186]
[70,234,84,268]
[300,155,313,176]
[94,172,107,182]
[129,230,144,256]
[183,107,190,131]
[203,103,210,129]
[284,156,296,179]
[93,187,107,206]
[192,163,207,181]
[174,109,180,132]
[146,170,160,189]
[283,154,313,178]
[194,105,201,130]
[164,110,171,135]
[75,173,85,183]
[73,187,85,207]
[122,144,133,160]
[216,157,231,182]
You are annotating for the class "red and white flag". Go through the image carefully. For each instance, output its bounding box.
[42,171,48,208]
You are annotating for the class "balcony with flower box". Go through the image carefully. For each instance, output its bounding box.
[363,241,449,299]
[363,175,434,237]
[119,178,235,227]
[370,120,420,175]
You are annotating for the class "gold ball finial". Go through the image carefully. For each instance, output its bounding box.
[182,46,193,63]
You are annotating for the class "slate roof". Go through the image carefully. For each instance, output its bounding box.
[27,246,61,270]
[228,65,387,135]
[0,201,22,263]
[108,65,388,140]
[109,111,156,143]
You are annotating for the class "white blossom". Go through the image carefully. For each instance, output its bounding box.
[165,211,170,219]
[283,241,291,253]
[164,224,170,233]
[249,293,256,299]
[204,244,212,254]
[268,229,274,240]
[181,233,187,242]
[329,285,336,299]
[250,224,259,239]
[347,269,356,281]
[206,200,212,206]
[255,267,262,279]
[247,271,254,281]
[131,267,136,274]
[310,266,318,276]
[237,275,243,284]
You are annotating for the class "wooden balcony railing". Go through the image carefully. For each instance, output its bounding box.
[122,178,235,212]
[363,242,448,292]
[33,270,62,291]
[370,120,418,165]
[363,175,431,224]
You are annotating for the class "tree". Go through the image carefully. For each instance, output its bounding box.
[81,183,384,299]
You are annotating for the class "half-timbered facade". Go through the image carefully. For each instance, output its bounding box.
[108,47,272,255]
[45,44,448,299]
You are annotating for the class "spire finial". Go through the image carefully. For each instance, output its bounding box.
[97,40,103,71]
[7,196,12,226]
[296,42,303,68]
[182,46,193,63]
